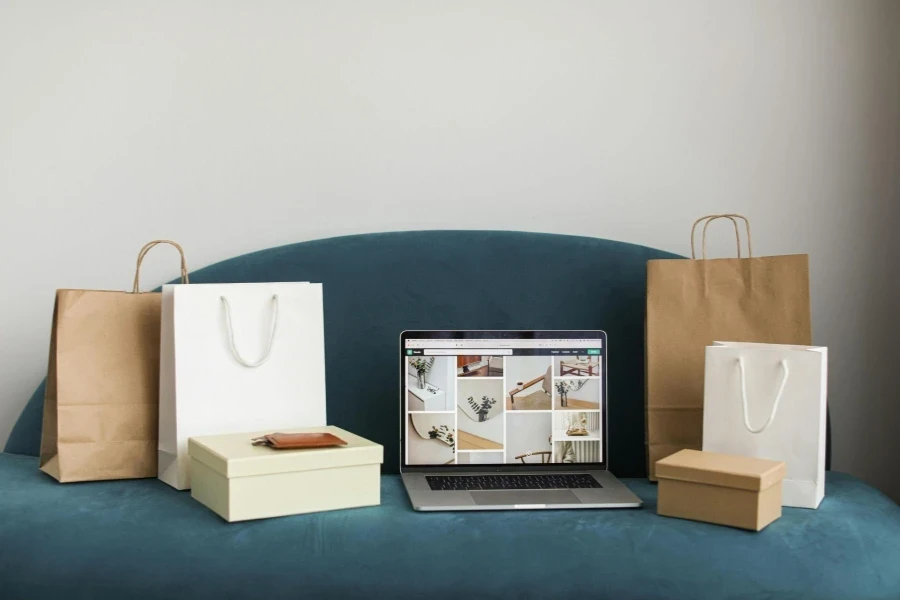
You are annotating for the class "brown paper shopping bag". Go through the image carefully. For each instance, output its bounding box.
[646,215,811,480]
[39,240,189,482]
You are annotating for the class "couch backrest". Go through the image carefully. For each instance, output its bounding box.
[6,230,678,476]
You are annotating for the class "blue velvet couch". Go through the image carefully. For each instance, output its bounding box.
[2,231,899,599]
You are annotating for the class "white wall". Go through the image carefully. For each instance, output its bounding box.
[459,451,505,465]
[2,1,899,499]
[424,357,454,399]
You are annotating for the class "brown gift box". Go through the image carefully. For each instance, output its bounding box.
[656,449,786,531]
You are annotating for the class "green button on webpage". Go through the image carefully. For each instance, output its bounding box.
[587,349,600,355]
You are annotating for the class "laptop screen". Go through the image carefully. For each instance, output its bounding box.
[401,331,607,471]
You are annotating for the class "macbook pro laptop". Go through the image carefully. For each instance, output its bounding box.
[400,330,642,511]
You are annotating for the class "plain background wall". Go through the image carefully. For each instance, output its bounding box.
[1,1,899,500]
[458,451,505,465]
[423,357,454,399]
[407,355,454,411]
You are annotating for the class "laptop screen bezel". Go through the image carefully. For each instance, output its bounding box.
[399,330,608,473]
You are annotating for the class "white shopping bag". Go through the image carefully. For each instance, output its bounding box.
[158,282,326,489]
[702,341,827,509]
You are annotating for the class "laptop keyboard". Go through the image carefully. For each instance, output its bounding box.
[426,473,602,491]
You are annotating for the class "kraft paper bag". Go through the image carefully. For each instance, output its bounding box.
[158,282,327,490]
[39,240,189,482]
[703,341,827,509]
[646,215,811,479]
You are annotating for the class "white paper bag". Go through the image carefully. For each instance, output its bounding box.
[702,341,827,509]
[158,282,327,489]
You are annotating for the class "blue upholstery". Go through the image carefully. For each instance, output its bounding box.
[0,454,898,599]
[2,230,894,599]
[7,230,677,477]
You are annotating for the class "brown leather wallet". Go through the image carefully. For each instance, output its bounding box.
[251,432,347,449]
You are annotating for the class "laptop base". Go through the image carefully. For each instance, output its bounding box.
[402,470,642,511]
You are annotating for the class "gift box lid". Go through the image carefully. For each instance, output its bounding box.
[656,449,785,492]
[188,426,383,479]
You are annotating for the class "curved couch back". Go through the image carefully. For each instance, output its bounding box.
[6,231,678,476]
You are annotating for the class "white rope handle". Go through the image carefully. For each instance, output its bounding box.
[737,357,789,434]
[220,294,280,368]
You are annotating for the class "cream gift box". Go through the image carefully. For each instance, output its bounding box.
[188,426,383,522]
[656,449,786,531]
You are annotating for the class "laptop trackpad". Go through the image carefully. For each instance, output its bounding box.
[471,490,581,506]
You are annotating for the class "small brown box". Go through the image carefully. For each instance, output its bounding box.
[656,449,786,531]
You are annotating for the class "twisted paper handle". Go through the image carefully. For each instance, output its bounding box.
[132,240,189,293]
[690,214,753,259]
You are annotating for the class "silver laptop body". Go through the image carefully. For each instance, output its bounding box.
[400,330,642,511]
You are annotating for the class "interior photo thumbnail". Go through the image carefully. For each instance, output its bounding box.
[456,355,504,378]
[554,440,601,464]
[554,355,601,378]
[553,378,601,410]
[457,378,504,450]
[407,356,455,411]
[407,413,456,465]
[552,411,601,441]
[506,356,553,410]
[506,412,552,464]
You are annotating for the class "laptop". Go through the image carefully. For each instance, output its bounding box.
[400,330,642,511]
